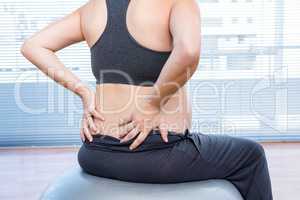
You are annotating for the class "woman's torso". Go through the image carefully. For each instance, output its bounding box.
[80,0,192,139]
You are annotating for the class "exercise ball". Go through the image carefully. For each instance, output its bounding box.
[40,166,243,200]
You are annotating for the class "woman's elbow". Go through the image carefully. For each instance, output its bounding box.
[175,41,200,66]
[20,39,35,57]
[20,38,43,59]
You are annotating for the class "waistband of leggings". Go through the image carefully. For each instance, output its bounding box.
[83,128,191,152]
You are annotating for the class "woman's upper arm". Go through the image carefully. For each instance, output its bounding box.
[169,0,201,55]
[22,1,90,52]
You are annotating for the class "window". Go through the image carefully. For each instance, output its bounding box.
[191,0,300,140]
[0,0,90,146]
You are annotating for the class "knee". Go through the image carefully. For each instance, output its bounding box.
[245,139,266,160]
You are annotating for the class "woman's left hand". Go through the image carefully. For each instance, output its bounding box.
[118,100,168,150]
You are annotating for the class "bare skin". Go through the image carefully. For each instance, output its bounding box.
[20,0,201,150]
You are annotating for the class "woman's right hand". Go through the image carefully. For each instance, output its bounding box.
[79,88,105,142]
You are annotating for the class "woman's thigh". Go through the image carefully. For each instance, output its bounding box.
[183,132,267,180]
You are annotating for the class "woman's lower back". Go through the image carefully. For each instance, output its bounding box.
[93,83,192,139]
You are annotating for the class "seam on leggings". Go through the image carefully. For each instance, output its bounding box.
[183,134,231,174]
[200,137,264,177]
[185,133,241,172]
[188,138,233,173]
[175,141,230,177]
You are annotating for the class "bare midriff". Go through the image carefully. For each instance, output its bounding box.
[94,83,192,139]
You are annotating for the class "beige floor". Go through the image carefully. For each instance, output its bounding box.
[0,143,299,200]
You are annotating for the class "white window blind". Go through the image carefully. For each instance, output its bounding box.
[0,0,92,146]
[189,0,300,141]
[0,0,299,146]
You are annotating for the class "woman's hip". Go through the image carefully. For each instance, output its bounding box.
[77,129,265,183]
[77,129,197,183]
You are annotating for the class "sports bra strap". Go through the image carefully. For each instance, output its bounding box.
[105,0,130,35]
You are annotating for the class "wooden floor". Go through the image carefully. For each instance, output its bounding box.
[0,143,299,200]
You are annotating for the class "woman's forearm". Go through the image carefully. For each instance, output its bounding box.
[149,43,200,108]
[20,41,91,99]
[20,3,91,99]
[147,0,201,108]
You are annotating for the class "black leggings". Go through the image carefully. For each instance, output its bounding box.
[78,129,273,200]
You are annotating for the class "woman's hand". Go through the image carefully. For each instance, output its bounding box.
[118,101,170,150]
[79,88,105,142]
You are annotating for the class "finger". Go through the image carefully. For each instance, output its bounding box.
[129,130,149,150]
[83,118,93,142]
[91,109,105,121]
[95,121,103,135]
[80,128,85,142]
[118,115,133,126]
[86,115,97,133]
[80,118,88,142]
[159,126,169,143]
[120,126,140,143]
[83,109,91,117]
[119,120,137,138]
[80,118,85,135]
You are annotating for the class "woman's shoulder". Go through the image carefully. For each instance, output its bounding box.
[79,0,107,48]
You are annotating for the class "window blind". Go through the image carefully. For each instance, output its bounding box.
[0,0,299,146]
[0,0,91,146]
[190,0,300,141]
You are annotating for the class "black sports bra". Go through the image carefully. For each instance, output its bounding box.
[90,0,172,86]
